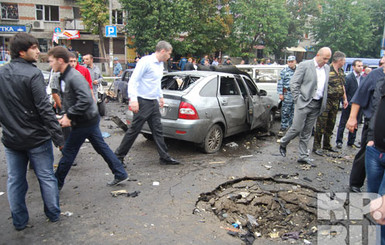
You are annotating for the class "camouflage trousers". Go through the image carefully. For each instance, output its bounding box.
[280,92,294,129]
[313,100,339,150]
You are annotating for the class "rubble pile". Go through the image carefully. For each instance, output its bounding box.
[195,177,319,244]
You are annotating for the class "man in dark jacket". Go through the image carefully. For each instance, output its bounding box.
[48,47,128,191]
[365,75,385,245]
[336,60,363,148]
[0,33,65,230]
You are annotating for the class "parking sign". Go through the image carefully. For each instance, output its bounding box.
[105,25,117,37]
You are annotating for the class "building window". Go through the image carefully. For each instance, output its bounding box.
[1,3,19,20]
[112,10,123,25]
[73,7,81,19]
[36,5,59,22]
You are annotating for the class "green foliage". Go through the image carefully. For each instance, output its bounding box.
[229,0,290,57]
[76,0,109,34]
[361,0,385,57]
[120,0,192,55]
[184,0,233,56]
[312,0,373,57]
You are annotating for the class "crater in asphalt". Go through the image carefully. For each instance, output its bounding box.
[195,176,318,244]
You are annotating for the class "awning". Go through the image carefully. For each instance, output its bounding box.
[286,46,306,52]
[52,30,80,44]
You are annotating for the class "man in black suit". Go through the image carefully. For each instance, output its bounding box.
[336,60,363,148]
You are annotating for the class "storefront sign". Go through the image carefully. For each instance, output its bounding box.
[0,25,26,33]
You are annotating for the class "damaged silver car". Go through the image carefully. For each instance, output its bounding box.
[126,69,277,153]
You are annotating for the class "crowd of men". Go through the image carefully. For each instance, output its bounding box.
[2,32,385,244]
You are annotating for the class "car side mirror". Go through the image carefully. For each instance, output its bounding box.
[259,89,267,96]
[101,81,108,86]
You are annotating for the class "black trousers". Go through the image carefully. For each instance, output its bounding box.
[115,97,169,160]
[336,105,357,145]
[349,117,369,188]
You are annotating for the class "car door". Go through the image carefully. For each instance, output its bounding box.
[240,75,266,129]
[217,75,247,134]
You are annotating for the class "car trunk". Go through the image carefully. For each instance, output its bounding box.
[160,74,200,120]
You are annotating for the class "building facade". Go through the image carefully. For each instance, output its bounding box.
[0,0,136,65]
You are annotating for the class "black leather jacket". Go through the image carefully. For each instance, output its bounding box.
[56,65,99,127]
[0,58,64,150]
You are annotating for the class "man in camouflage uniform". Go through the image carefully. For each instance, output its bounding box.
[277,55,297,136]
[313,51,348,155]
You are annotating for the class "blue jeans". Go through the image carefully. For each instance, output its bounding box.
[5,140,60,230]
[365,145,385,245]
[55,120,127,189]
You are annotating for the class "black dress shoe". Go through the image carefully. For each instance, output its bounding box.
[160,157,181,165]
[313,149,324,156]
[297,159,316,167]
[336,142,342,149]
[279,145,286,157]
[350,186,361,193]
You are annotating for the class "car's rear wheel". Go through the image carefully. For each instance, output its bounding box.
[201,124,223,154]
[117,90,124,103]
[142,133,154,141]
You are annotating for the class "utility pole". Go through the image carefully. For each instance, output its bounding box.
[109,0,113,76]
[382,19,385,57]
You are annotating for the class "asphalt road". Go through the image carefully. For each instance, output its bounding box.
[0,101,363,245]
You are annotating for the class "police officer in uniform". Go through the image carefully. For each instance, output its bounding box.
[313,51,348,155]
[277,55,297,136]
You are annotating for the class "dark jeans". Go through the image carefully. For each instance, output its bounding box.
[115,97,169,160]
[349,117,369,188]
[5,140,60,229]
[336,105,357,145]
[55,120,127,188]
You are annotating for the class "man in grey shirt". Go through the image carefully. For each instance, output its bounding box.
[83,54,103,99]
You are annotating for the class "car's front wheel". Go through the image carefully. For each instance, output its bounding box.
[201,124,223,154]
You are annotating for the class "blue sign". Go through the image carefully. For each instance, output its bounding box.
[105,25,117,37]
[54,27,62,33]
[381,49,384,57]
[0,25,26,33]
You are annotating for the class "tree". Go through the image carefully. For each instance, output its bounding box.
[311,0,373,57]
[76,0,109,71]
[229,0,290,59]
[120,0,191,56]
[183,0,233,57]
[361,0,385,57]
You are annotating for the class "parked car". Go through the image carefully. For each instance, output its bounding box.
[236,64,285,111]
[125,69,277,153]
[114,69,134,103]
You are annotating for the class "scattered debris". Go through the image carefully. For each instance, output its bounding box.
[101,132,111,138]
[0,192,4,196]
[111,116,128,132]
[152,181,160,186]
[62,211,73,217]
[209,161,226,165]
[264,165,272,170]
[111,189,129,197]
[226,142,238,148]
[240,155,253,158]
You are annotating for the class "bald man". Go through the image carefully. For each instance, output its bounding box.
[279,47,332,166]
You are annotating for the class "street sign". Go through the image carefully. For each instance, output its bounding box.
[54,27,62,33]
[105,25,117,37]
[381,49,384,57]
[0,25,26,33]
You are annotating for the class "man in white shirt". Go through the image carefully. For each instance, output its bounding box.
[115,41,180,165]
[279,47,332,166]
